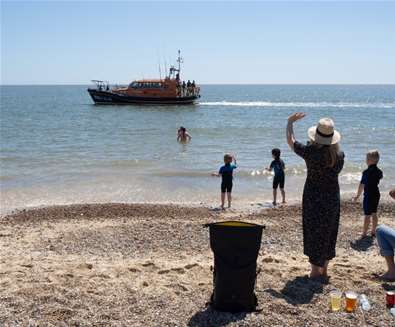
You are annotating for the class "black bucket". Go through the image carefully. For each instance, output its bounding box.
[205,221,264,312]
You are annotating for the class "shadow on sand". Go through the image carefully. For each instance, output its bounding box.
[188,307,247,327]
[265,275,324,305]
[350,236,374,252]
[382,283,395,291]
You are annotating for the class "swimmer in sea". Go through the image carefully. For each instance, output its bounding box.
[177,126,192,143]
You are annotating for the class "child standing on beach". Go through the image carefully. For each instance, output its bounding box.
[212,154,237,210]
[266,148,286,206]
[353,150,383,237]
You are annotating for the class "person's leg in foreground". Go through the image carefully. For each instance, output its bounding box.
[280,177,286,204]
[310,264,321,278]
[362,215,371,237]
[272,177,279,206]
[319,260,330,278]
[220,192,225,210]
[371,213,378,237]
[376,225,395,281]
[272,189,277,206]
[227,191,232,208]
[280,188,286,204]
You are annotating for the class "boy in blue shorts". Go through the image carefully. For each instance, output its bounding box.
[266,148,286,206]
[212,154,237,210]
[353,150,383,237]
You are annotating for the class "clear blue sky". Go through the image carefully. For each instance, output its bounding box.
[1,1,395,84]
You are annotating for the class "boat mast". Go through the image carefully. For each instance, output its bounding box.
[177,50,183,78]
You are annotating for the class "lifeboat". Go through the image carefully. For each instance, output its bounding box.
[87,51,200,105]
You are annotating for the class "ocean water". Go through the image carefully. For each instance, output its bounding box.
[1,85,395,214]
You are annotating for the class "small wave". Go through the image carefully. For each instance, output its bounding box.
[199,101,395,109]
[0,175,15,181]
[339,172,362,184]
[109,159,150,168]
[155,171,213,178]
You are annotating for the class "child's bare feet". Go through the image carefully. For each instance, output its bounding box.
[272,201,277,206]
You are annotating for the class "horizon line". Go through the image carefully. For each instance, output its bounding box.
[1,83,395,86]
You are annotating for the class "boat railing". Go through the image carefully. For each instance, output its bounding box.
[177,85,200,98]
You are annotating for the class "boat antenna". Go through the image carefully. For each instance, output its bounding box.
[164,58,168,78]
[176,49,183,76]
[158,59,162,80]
[157,49,162,80]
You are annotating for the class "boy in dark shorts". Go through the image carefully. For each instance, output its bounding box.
[353,150,383,237]
[212,154,237,210]
[266,148,286,206]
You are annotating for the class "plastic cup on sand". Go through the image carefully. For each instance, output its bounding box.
[386,291,395,308]
[329,290,342,312]
[345,291,358,313]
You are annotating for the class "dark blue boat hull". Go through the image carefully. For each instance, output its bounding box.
[88,89,199,105]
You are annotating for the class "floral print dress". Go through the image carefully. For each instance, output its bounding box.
[294,141,345,267]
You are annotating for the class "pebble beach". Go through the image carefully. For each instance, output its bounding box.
[1,200,394,326]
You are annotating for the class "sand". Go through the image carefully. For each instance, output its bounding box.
[1,201,394,326]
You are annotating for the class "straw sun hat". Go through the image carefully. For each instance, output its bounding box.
[307,118,341,145]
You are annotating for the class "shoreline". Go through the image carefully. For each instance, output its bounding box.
[1,201,395,326]
[2,194,394,219]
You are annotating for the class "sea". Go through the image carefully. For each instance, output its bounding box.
[1,85,395,214]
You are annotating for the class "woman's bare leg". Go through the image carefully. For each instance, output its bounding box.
[310,264,321,278]
[320,260,329,277]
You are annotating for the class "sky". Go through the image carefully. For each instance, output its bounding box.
[1,1,395,85]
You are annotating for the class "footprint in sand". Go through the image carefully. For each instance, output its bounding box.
[20,263,33,268]
[334,263,351,268]
[184,263,199,269]
[262,257,274,263]
[77,263,93,270]
[141,262,158,271]
[262,256,282,264]
[142,262,156,268]
[128,267,141,273]
[171,267,186,274]
[158,269,170,275]
[166,283,188,292]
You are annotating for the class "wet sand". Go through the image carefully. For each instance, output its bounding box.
[1,201,394,326]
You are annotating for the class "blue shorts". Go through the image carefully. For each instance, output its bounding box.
[363,194,380,216]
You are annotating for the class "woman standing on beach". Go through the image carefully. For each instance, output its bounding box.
[286,113,344,279]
